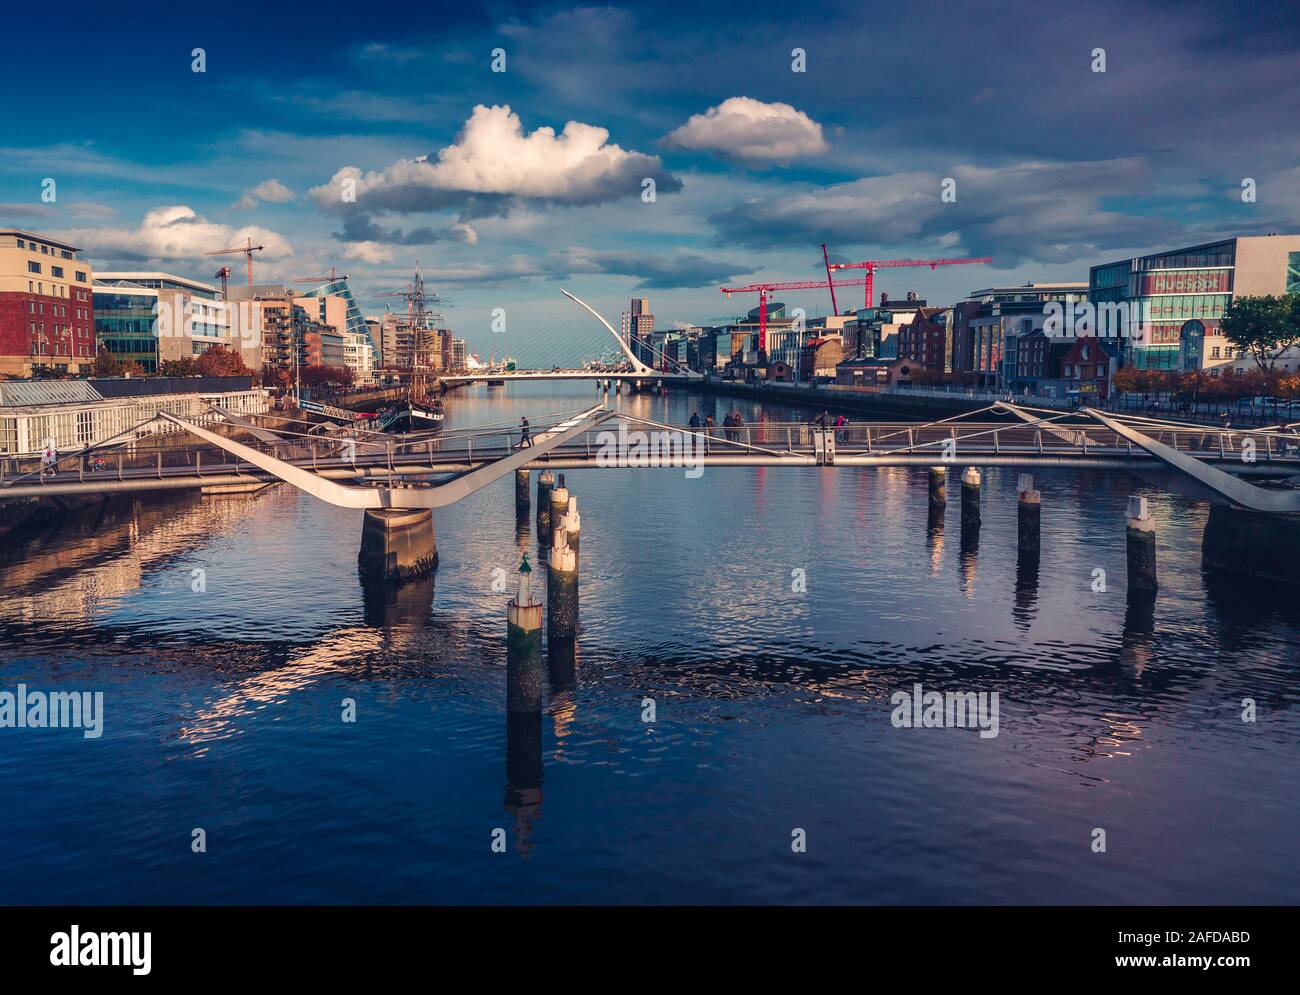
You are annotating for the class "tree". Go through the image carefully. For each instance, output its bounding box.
[1111,366,1140,395]
[1219,294,1300,371]
[94,346,124,376]
[159,357,198,377]
[195,345,251,378]
[298,364,354,388]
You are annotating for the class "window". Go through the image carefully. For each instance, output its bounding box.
[28,261,40,274]
[1211,346,1221,359]
[61,250,72,260]
[17,239,24,248]
[40,244,48,254]
[52,266,64,278]
[75,271,87,282]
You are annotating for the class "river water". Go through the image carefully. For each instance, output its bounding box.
[1,382,1297,905]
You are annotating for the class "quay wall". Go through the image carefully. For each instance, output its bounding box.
[677,379,990,419]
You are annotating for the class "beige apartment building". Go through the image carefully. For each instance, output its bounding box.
[0,229,96,376]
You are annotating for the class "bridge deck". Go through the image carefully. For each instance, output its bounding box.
[4,416,1298,498]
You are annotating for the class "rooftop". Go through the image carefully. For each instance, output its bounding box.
[95,272,218,295]
[0,228,81,253]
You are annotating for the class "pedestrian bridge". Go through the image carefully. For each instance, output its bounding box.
[4,403,1299,512]
[441,369,696,386]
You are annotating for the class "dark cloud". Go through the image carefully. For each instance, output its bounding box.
[332,212,476,245]
[709,158,1187,267]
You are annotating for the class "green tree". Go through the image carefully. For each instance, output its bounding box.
[1220,294,1300,371]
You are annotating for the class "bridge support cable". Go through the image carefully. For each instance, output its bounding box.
[614,412,813,461]
[560,289,657,376]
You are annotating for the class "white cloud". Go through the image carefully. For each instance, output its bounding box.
[309,104,680,214]
[342,241,395,264]
[57,206,292,262]
[233,178,295,211]
[664,97,829,163]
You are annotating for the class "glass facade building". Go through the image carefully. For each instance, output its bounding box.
[299,277,372,350]
[1089,240,1239,370]
[93,290,160,371]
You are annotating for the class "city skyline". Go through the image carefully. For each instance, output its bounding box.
[3,0,1299,361]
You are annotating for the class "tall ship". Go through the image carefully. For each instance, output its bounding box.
[378,262,448,432]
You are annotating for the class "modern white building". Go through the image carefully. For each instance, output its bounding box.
[342,331,375,385]
[94,273,248,372]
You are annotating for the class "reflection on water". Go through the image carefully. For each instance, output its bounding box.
[1,382,1298,905]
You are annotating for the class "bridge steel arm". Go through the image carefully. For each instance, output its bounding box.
[1084,407,1300,513]
[159,405,615,510]
[560,288,671,378]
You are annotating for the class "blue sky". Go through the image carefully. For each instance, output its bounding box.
[3,0,1298,362]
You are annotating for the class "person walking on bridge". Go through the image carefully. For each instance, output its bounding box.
[518,415,533,448]
[689,412,701,429]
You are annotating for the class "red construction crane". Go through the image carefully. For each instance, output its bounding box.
[720,276,869,359]
[821,243,838,316]
[213,265,232,301]
[826,254,993,308]
[205,236,266,287]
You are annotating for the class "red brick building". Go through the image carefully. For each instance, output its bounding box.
[0,229,96,376]
[898,307,949,370]
[1061,335,1121,401]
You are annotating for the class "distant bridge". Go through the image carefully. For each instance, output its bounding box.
[443,288,701,387]
[441,369,693,386]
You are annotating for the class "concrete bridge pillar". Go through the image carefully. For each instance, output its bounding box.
[515,468,530,518]
[960,467,981,530]
[547,475,569,551]
[547,526,579,642]
[1126,496,1158,595]
[559,494,580,565]
[536,470,555,538]
[928,466,947,510]
[1202,504,1300,585]
[507,555,543,714]
[358,508,437,583]
[1017,473,1041,557]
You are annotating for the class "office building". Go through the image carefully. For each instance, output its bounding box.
[0,229,95,376]
[1089,234,1300,370]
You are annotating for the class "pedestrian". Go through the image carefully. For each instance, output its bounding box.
[704,414,715,428]
[519,415,532,448]
[41,443,57,477]
[689,412,701,428]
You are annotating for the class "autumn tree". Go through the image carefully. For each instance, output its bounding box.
[93,346,124,376]
[159,357,198,377]
[195,345,251,378]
